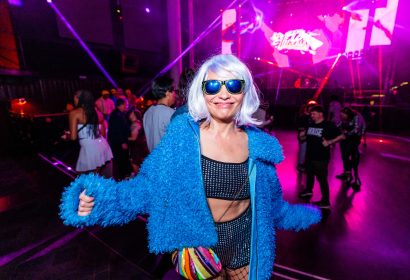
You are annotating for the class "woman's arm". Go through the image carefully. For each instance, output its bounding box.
[69,110,78,140]
[96,110,107,138]
[60,171,153,227]
[128,122,141,141]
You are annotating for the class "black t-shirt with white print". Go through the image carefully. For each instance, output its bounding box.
[306,120,341,161]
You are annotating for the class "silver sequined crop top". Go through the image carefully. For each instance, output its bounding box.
[201,154,250,200]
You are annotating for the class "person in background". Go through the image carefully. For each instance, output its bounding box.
[299,105,344,209]
[336,107,366,190]
[143,76,176,152]
[125,88,137,108]
[66,90,113,175]
[61,54,321,280]
[171,68,196,119]
[95,89,115,122]
[108,98,131,180]
[252,101,274,132]
[127,109,148,176]
[296,100,317,172]
[328,94,342,126]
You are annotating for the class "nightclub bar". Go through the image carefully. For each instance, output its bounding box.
[0,0,409,279]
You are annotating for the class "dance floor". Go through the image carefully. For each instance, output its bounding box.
[0,130,409,280]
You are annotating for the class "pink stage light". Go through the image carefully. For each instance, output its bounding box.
[8,0,23,6]
[46,0,52,3]
[145,8,150,13]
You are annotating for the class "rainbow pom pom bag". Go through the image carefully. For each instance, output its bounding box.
[171,247,222,280]
[171,172,250,279]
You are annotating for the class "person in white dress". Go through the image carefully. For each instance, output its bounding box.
[68,90,113,174]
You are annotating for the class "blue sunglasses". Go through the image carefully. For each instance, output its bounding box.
[202,79,245,95]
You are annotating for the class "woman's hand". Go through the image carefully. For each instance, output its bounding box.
[61,130,71,141]
[78,190,95,216]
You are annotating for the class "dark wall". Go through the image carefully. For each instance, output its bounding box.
[8,0,168,79]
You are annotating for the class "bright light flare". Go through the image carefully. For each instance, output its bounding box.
[18,98,26,105]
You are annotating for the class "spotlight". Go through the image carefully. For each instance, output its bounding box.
[9,0,23,6]
[145,7,150,13]
[46,0,52,3]
[18,98,27,105]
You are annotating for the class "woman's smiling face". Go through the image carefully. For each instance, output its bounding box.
[203,71,244,123]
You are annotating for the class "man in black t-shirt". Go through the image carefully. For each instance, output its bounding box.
[298,105,344,209]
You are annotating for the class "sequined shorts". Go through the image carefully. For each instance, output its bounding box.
[212,206,252,269]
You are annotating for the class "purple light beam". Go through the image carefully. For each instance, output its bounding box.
[47,1,118,88]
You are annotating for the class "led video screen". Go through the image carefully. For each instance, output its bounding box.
[222,0,399,68]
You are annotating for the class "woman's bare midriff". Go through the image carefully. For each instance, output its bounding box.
[208,198,250,223]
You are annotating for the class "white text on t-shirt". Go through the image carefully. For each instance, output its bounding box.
[307,127,323,137]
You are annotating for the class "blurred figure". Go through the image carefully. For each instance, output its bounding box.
[299,105,344,209]
[253,101,274,132]
[95,89,115,122]
[125,88,137,108]
[127,109,148,176]
[336,107,366,190]
[328,94,342,126]
[172,68,195,120]
[110,88,118,104]
[67,90,113,175]
[179,68,195,98]
[296,103,312,172]
[116,88,129,109]
[143,76,176,152]
[108,98,131,180]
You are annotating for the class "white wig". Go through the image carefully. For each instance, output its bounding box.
[188,54,261,126]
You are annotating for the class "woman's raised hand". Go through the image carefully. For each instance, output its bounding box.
[78,190,95,216]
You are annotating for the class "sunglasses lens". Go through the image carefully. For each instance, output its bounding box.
[204,80,222,95]
[226,79,244,94]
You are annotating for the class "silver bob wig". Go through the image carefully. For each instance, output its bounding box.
[187,54,261,126]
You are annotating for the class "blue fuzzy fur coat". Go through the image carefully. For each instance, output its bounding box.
[60,113,321,280]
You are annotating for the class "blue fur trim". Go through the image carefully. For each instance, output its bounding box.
[60,173,150,227]
[276,202,322,231]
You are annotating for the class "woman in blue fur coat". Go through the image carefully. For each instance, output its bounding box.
[60,54,321,280]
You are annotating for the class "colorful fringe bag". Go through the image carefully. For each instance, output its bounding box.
[171,247,222,280]
[171,171,251,279]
